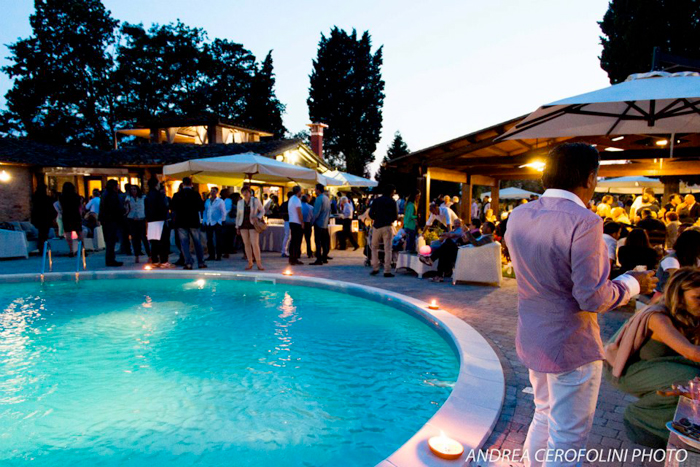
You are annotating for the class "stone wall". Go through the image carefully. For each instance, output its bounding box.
[0,165,33,222]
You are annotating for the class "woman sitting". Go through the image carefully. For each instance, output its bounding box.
[617,228,659,273]
[604,268,700,448]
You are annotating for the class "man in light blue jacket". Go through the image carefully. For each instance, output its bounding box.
[311,183,331,265]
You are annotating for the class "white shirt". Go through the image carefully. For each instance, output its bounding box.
[205,197,227,225]
[602,233,617,262]
[86,197,100,215]
[441,206,459,227]
[288,195,302,224]
[341,202,353,219]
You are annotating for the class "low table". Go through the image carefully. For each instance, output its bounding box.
[395,251,437,278]
[666,396,700,466]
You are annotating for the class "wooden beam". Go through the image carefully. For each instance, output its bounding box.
[427,167,467,183]
[462,174,472,221]
[491,182,500,218]
[470,174,497,186]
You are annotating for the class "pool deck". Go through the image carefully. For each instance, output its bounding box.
[0,249,662,467]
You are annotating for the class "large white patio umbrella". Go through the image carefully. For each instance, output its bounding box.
[499,72,700,140]
[163,152,325,186]
[325,169,378,188]
[482,187,541,200]
[595,176,700,194]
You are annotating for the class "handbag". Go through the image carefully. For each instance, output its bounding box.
[252,216,267,233]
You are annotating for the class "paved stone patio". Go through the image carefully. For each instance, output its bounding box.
[0,248,665,466]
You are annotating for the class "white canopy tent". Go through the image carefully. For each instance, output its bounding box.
[163,152,341,187]
[481,187,541,200]
[324,170,378,188]
[595,176,700,194]
[499,72,700,141]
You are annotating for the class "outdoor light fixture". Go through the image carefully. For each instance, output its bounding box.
[0,170,10,182]
[428,431,464,460]
[428,299,439,310]
[656,139,669,146]
[283,269,293,276]
[519,161,546,172]
[276,155,284,161]
[419,245,432,256]
[600,160,631,165]
[604,147,624,152]
[611,136,625,142]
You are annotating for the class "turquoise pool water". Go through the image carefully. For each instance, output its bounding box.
[0,278,458,466]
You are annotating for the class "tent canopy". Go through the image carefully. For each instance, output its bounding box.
[499,72,700,140]
[482,187,541,200]
[595,176,699,194]
[325,170,378,188]
[163,152,337,186]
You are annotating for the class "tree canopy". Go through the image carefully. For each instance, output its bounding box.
[599,0,700,84]
[1,0,287,149]
[375,131,410,194]
[308,27,385,177]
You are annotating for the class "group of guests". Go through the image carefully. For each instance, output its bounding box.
[31,178,341,271]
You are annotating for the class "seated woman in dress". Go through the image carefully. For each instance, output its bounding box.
[604,268,700,448]
[617,228,659,273]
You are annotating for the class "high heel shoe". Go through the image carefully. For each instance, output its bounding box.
[256,264,265,271]
[245,263,254,270]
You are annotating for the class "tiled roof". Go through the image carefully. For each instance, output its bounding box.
[0,137,302,168]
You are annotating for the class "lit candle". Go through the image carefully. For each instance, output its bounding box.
[428,299,439,310]
[282,269,293,276]
[144,265,152,270]
[428,432,464,460]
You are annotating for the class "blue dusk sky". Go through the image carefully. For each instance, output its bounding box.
[0,1,612,173]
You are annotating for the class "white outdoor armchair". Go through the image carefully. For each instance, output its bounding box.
[452,241,502,286]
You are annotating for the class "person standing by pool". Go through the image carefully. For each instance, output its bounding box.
[403,189,420,253]
[288,185,304,266]
[338,196,359,251]
[145,178,170,267]
[505,143,656,466]
[236,186,264,271]
[171,177,206,270]
[301,194,314,258]
[369,184,398,277]
[125,185,150,264]
[99,179,125,267]
[279,192,292,258]
[203,186,227,261]
[31,183,55,255]
[311,184,331,265]
[59,182,83,257]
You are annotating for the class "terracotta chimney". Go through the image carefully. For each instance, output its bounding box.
[306,123,328,159]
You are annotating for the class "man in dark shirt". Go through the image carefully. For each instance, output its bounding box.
[171,177,206,270]
[636,209,666,248]
[99,179,126,267]
[369,184,398,277]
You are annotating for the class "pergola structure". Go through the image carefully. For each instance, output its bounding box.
[389,115,700,220]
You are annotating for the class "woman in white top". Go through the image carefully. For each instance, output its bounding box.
[236,186,265,270]
[125,185,150,264]
[654,229,700,299]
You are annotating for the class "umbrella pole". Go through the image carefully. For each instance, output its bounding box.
[670,133,675,158]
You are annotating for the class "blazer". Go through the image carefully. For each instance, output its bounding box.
[236,197,264,228]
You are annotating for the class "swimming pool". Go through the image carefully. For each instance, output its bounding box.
[0,271,504,466]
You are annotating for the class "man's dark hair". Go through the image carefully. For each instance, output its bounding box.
[470,218,482,229]
[383,184,395,196]
[483,221,496,233]
[673,229,700,267]
[542,143,599,191]
[106,179,119,191]
[641,208,652,218]
[292,185,301,195]
[316,183,325,192]
[182,177,192,186]
[667,212,679,222]
[603,221,621,235]
[147,177,159,189]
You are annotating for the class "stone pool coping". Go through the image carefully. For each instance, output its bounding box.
[0,270,505,466]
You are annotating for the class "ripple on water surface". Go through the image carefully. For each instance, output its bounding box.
[0,279,458,466]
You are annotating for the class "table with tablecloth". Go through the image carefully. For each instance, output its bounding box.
[258,223,345,253]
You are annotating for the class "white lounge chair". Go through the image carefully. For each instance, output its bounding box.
[452,241,502,286]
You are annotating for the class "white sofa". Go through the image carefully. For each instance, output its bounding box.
[452,241,502,286]
[0,229,30,259]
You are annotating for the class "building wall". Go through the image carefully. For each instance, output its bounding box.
[0,165,33,223]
